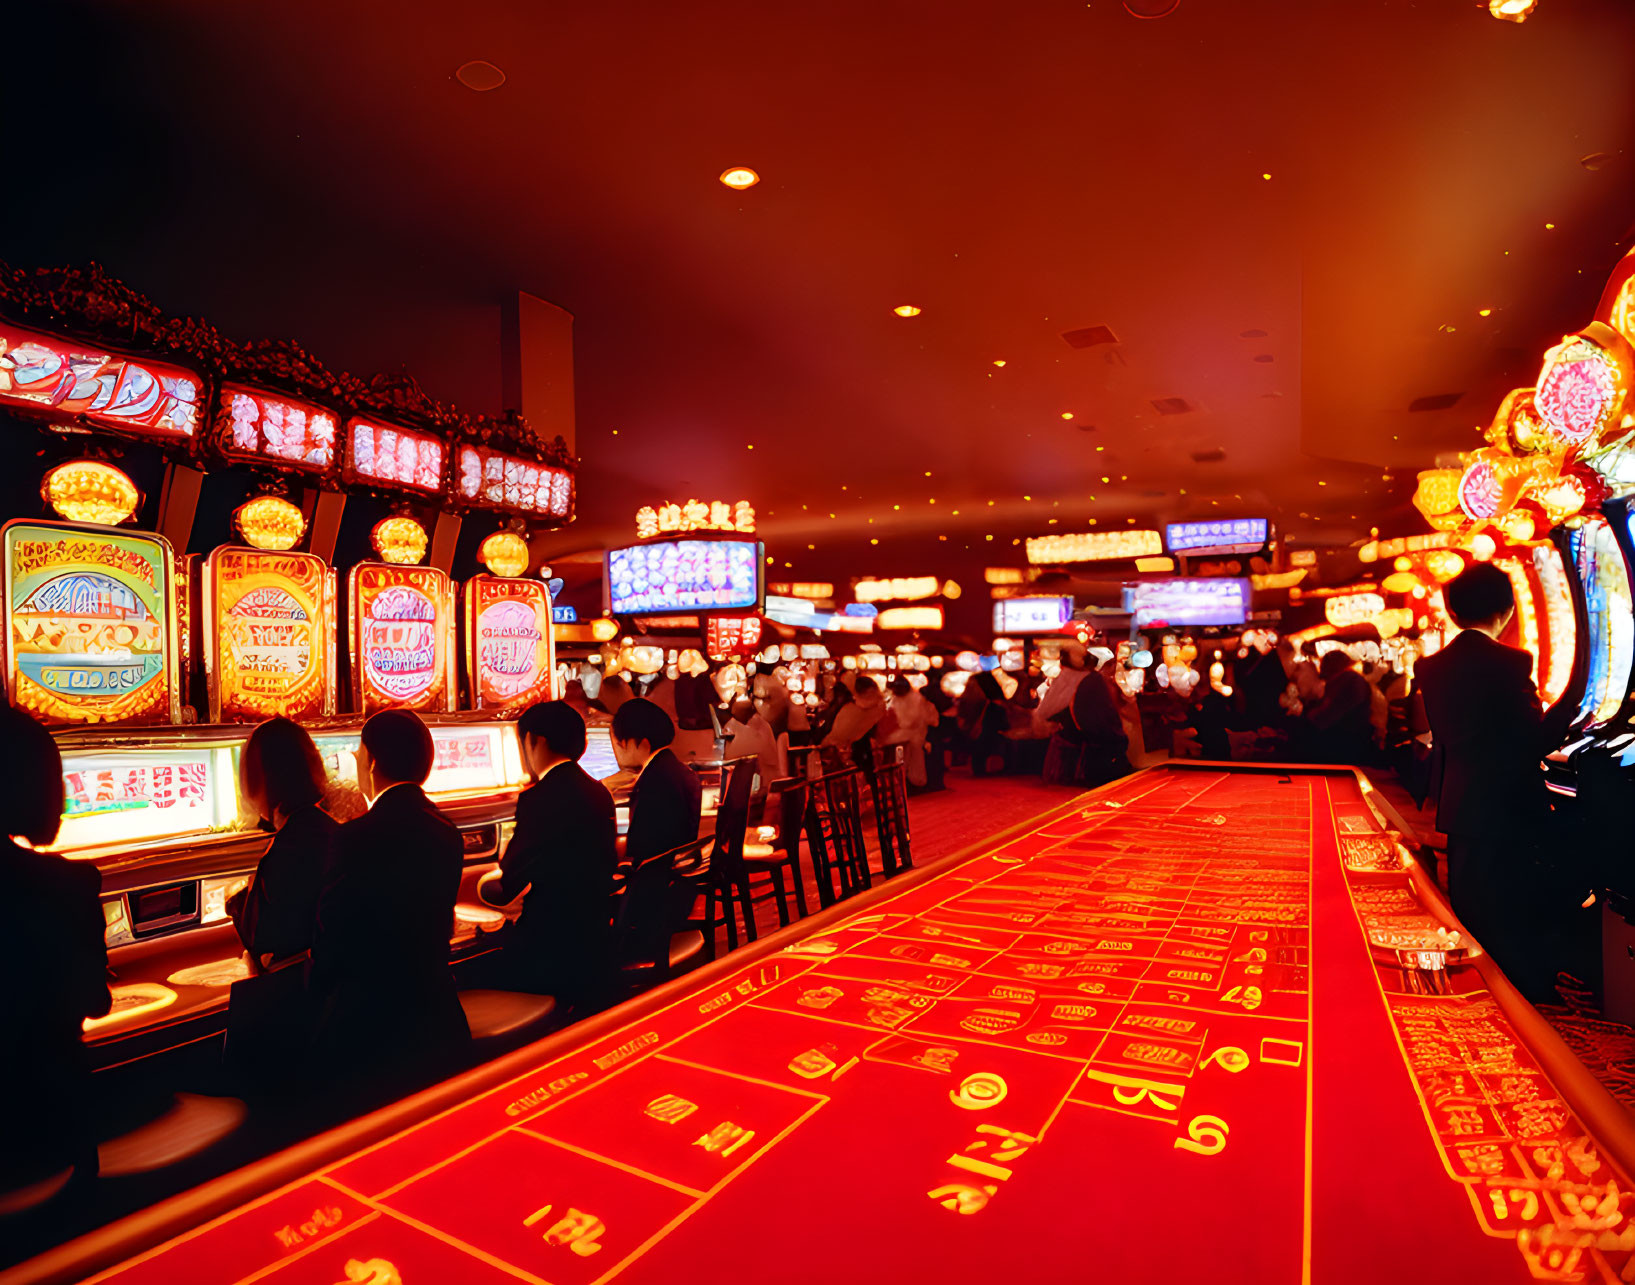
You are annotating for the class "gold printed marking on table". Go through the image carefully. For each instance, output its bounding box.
[336,1260,400,1285]
[523,1203,607,1257]
[1382,990,1635,1279]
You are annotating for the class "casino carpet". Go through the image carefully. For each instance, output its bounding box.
[727,770,1083,948]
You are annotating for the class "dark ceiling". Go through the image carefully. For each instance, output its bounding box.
[5,0,1634,622]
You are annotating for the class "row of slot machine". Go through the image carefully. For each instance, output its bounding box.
[1400,243,1635,887]
[0,265,577,1064]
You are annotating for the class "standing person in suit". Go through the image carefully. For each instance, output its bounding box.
[229,717,340,967]
[308,710,469,1113]
[0,708,110,1193]
[479,701,617,1010]
[613,697,702,869]
[1417,563,1575,1002]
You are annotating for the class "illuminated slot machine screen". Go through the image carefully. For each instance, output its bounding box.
[1570,517,1635,727]
[54,743,243,855]
[581,722,620,782]
[1532,543,1578,710]
[1123,577,1250,627]
[313,723,524,800]
[348,563,456,716]
[3,522,180,726]
[204,547,337,721]
[464,575,555,711]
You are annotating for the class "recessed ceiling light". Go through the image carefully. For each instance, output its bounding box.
[993,360,1007,367]
[719,167,760,190]
[1489,0,1536,20]
[893,305,922,317]
[1060,412,1074,421]
[455,60,507,92]
[1478,308,1493,317]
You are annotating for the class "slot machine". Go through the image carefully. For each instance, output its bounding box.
[0,263,577,1066]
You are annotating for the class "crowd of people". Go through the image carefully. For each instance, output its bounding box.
[0,695,703,1193]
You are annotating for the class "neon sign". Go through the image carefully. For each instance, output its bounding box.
[205,548,336,722]
[348,564,455,715]
[3,522,177,725]
[1027,530,1163,564]
[345,418,445,493]
[0,322,200,440]
[1124,579,1250,627]
[1165,519,1268,556]
[214,385,337,473]
[636,500,755,538]
[455,445,573,518]
[464,575,555,711]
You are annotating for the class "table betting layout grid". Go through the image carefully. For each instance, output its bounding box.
[85,768,1625,1285]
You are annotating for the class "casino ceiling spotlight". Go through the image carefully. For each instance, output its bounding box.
[42,459,140,526]
[372,515,429,565]
[719,167,760,189]
[234,494,306,551]
[893,305,923,318]
[1488,0,1537,20]
[479,530,530,578]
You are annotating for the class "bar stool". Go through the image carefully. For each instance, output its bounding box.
[807,768,870,903]
[620,839,711,993]
[741,778,812,927]
[869,752,914,878]
[690,760,760,958]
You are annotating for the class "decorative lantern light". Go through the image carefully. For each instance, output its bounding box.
[1489,0,1537,21]
[1536,333,1627,448]
[234,495,306,550]
[371,515,429,565]
[42,460,140,525]
[479,530,529,577]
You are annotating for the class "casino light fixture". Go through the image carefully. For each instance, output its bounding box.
[43,460,141,526]
[893,305,923,318]
[719,167,760,189]
[234,494,306,551]
[1488,0,1537,20]
[479,531,530,578]
[372,515,429,565]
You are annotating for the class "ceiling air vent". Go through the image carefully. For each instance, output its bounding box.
[1062,325,1119,349]
[455,60,507,91]
[1408,393,1463,412]
[1253,354,1274,364]
[1240,328,1268,339]
[1075,422,1098,433]
[1152,397,1194,416]
[1191,448,1226,464]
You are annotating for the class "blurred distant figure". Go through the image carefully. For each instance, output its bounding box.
[481,701,617,1009]
[1074,662,1132,784]
[823,674,887,769]
[0,708,109,1191]
[885,676,940,788]
[614,698,703,869]
[962,672,1010,777]
[597,675,635,716]
[309,710,469,1112]
[724,696,781,802]
[1417,564,1575,1002]
[1305,651,1374,764]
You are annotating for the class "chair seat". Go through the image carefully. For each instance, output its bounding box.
[0,1166,74,1218]
[621,931,707,975]
[98,1093,247,1180]
[741,843,782,863]
[460,989,558,1042]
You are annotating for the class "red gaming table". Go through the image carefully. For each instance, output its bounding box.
[18,764,1635,1285]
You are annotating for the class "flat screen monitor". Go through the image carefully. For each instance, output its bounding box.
[606,539,763,616]
[992,596,1074,634]
[1124,578,1250,627]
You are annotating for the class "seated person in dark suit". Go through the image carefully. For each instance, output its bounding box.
[479,701,617,1009]
[614,697,703,869]
[0,708,110,1190]
[1417,563,1575,1002]
[1304,650,1375,765]
[308,710,469,1112]
[229,717,340,967]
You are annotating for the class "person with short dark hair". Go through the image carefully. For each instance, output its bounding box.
[613,697,702,868]
[1417,562,1575,1002]
[308,709,469,1110]
[0,707,110,1189]
[479,702,617,1007]
[229,717,340,965]
[1304,650,1374,764]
